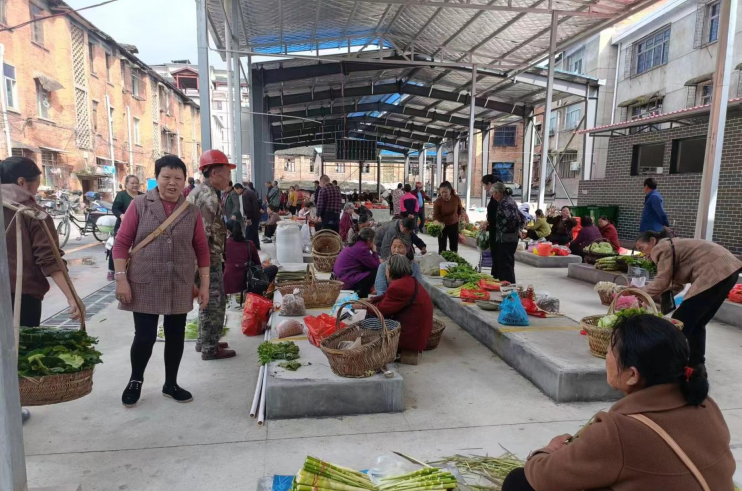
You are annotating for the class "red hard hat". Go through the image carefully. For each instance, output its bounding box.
[199,149,236,172]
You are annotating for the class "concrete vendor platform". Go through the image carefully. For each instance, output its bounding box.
[421,276,620,403]
[715,300,742,328]
[516,251,583,268]
[264,307,404,419]
[568,263,629,286]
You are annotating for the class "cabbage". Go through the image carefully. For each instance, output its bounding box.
[597,314,619,329]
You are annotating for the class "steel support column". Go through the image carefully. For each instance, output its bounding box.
[582,85,599,181]
[537,12,559,210]
[452,140,460,193]
[196,0,212,150]
[247,55,255,181]
[522,113,535,203]
[232,0,243,181]
[481,127,490,207]
[419,150,426,196]
[696,0,737,240]
[359,161,363,196]
[465,64,477,210]
[436,144,443,191]
[404,154,410,184]
[377,155,382,198]
[225,18,235,181]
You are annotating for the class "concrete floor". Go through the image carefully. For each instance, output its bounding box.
[22,238,742,490]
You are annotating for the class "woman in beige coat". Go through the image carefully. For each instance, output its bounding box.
[504,314,735,491]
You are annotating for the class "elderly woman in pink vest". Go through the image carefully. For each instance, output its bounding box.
[113,156,210,408]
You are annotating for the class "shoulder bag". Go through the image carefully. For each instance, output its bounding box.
[127,200,190,266]
[244,240,270,295]
[659,238,677,315]
[629,414,710,491]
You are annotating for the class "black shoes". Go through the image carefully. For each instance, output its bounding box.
[162,383,193,403]
[122,380,143,407]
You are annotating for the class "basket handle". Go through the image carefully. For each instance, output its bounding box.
[306,264,316,284]
[334,298,389,335]
[608,287,658,315]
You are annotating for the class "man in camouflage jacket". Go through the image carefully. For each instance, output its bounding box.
[188,150,236,360]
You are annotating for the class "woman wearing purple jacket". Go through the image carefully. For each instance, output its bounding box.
[569,216,603,259]
[332,227,380,298]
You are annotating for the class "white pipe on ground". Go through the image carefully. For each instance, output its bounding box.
[250,328,270,417]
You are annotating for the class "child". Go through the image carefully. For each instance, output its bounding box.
[262,205,280,243]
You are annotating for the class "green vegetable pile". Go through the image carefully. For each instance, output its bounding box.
[292,456,376,491]
[441,251,470,266]
[597,308,660,329]
[258,341,300,365]
[623,256,657,274]
[445,264,489,282]
[279,360,302,371]
[476,230,489,249]
[157,322,229,340]
[18,327,103,377]
[379,467,457,491]
[426,222,444,238]
[584,242,615,255]
[431,454,522,491]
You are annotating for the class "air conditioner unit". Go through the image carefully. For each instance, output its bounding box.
[570,162,581,171]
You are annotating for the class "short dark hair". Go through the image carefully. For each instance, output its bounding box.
[0,156,41,184]
[234,183,244,190]
[581,215,593,227]
[332,180,338,185]
[404,184,412,193]
[226,219,245,242]
[611,314,708,406]
[561,205,571,211]
[268,204,278,212]
[397,183,403,188]
[636,228,671,244]
[482,174,502,185]
[644,177,657,190]
[400,216,416,231]
[439,181,453,192]
[535,209,544,217]
[188,177,195,185]
[228,181,233,187]
[599,215,610,223]
[155,155,187,178]
[351,227,376,246]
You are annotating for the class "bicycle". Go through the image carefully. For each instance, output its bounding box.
[56,200,111,248]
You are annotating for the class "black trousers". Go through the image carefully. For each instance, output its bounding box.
[502,468,535,491]
[246,222,261,250]
[321,211,340,233]
[354,268,378,298]
[264,224,277,238]
[10,294,43,327]
[569,242,586,258]
[526,229,540,241]
[438,223,459,254]
[130,312,186,385]
[491,241,518,284]
[288,205,297,215]
[417,208,426,232]
[547,233,571,245]
[673,269,741,365]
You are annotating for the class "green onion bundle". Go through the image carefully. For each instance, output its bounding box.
[293,457,376,491]
[378,468,457,491]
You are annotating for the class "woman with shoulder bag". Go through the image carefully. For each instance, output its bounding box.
[112,156,211,408]
[636,230,742,366]
[223,219,277,298]
[503,314,735,491]
[489,181,524,284]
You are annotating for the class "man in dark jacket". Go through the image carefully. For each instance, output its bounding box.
[640,177,670,232]
[241,182,263,249]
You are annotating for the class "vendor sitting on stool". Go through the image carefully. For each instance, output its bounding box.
[262,205,280,243]
[368,254,433,352]
[224,220,278,301]
[374,234,423,296]
[332,228,380,298]
[569,216,603,259]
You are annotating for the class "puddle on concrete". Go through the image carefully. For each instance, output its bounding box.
[67,257,96,266]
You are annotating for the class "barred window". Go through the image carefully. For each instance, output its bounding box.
[132,69,143,97]
[284,159,295,172]
[92,100,98,133]
[36,80,50,119]
[565,105,582,130]
[634,27,670,75]
[631,143,665,176]
[335,163,346,173]
[494,125,516,146]
[88,42,96,74]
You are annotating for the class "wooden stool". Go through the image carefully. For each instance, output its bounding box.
[399,350,421,365]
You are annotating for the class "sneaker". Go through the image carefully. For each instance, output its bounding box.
[195,341,228,353]
[201,347,236,360]
[122,380,143,407]
[162,383,193,403]
[107,271,114,281]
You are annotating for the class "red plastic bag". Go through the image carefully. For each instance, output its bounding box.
[304,314,346,346]
[478,279,501,291]
[521,297,548,318]
[552,246,570,257]
[460,288,489,303]
[241,293,273,336]
[729,284,742,304]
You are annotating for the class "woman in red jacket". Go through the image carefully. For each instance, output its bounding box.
[598,215,620,252]
[369,254,433,352]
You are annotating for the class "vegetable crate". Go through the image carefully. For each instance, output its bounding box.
[477,250,493,273]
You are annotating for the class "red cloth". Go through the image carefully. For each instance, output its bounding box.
[223,238,261,294]
[600,223,620,252]
[113,199,210,267]
[339,211,353,242]
[369,276,433,351]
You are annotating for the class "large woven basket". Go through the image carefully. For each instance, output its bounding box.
[320,300,402,377]
[584,238,617,265]
[425,318,446,351]
[20,369,94,406]
[312,230,343,272]
[277,265,343,308]
[581,288,683,358]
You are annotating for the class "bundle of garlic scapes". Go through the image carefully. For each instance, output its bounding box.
[293,457,376,491]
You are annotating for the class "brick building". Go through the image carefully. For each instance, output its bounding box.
[0,0,200,200]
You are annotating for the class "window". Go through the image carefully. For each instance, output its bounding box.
[492,162,514,182]
[634,27,670,75]
[161,130,169,153]
[4,63,17,110]
[169,133,177,154]
[30,3,44,45]
[708,1,720,43]
[698,83,713,106]
[549,113,557,135]
[91,101,98,133]
[105,52,113,82]
[133,117,140,145]
[132,68,142,97]
[88,42,96,73]
[41,150,58,186]
[565,105,582,130]
[556,150,580,178]
[631,143,665,176]
[494,125,516,146]
[135,165,145,183]
[120,61,128,89]
[36,80,50,118]
[0,0,7,25]
[284,159,296,172]
[630,98,663,120]
[159,86,170,113]
[310,160,315,173]
[335,163,346,173]
[109,107,114,135]
[363,163,371,173]
[671,137,706,174]
[177,75,198,91]
[566,48,584,74]
[215,101,223,110]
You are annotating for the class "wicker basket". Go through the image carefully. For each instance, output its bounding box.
[312,230,343,254]
[425,318,446,351]
[312,252,340,273]
[581,288,683,358]
[584,238,617,265]
[597,277,628,306]
[277,265,344,308]
[320,300,402,377]
[20,369,94,406]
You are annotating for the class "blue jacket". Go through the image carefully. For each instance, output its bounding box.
[640,190,669,232]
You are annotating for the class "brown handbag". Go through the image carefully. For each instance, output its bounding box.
[629,414,710,491]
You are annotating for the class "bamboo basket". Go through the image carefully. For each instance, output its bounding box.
[277,265,344,309]
[311,230,343,272]
[3,200,92,406]
[581,288,683,358]
[425,318,446,351]
[320,300,402,377]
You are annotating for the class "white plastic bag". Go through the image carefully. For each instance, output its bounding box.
[301,223,312,251]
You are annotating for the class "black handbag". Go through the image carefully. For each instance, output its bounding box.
[659,238,677,315]
[243,242,270,295]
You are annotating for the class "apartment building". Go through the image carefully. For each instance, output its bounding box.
[0,0,200,200]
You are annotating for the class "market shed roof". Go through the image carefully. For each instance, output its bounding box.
[207,0,662,152]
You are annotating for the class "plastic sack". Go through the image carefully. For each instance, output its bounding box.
[301,223,312,252]
[276,319,304,338]
[460,288,489,303]
[368,455,421,485]
[521,297,548,318]
[458,233,466,244]
[552,246,570,257]
[332,292,359,315]
[516,241,526,252]
[478,278,502,291]
[281,289,306,316]
[536,296,560,313]
[498,291,530,326]
[729,284,742,304]
[241,293,273,336]
[419,252,445,276]
[304,313,345,347]
[96,214,116,233]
